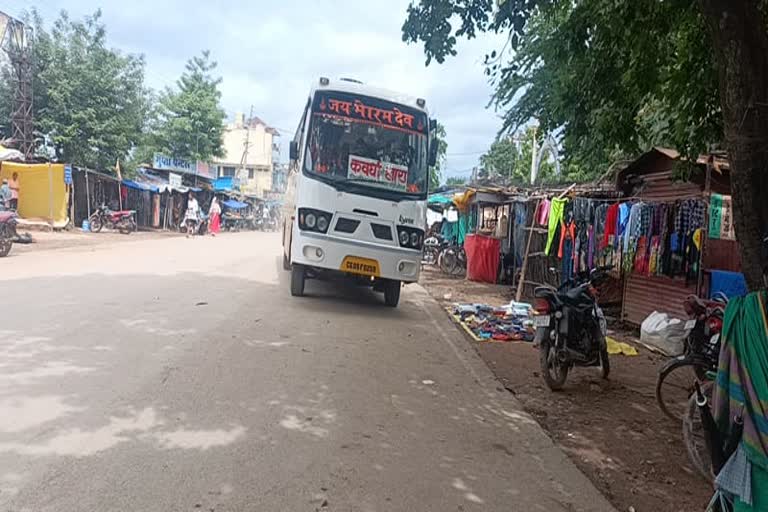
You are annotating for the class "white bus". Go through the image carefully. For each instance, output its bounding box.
[282,78,437,307]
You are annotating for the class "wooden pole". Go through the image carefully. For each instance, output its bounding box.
[516,198,541,302]
[85,169,91,219]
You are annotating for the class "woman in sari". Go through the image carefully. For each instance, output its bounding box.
[208,197,221,236]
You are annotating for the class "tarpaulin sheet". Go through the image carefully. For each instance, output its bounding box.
[222,199,248,209]
[464,234,500,283]
[0,162,69,227]
[709,270,748,299]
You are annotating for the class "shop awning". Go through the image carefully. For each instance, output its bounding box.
[222,199,248,209]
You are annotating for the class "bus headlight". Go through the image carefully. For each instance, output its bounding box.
[298,208,332,233]
[396,226,424,250]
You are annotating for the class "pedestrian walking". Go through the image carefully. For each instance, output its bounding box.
[209,197,221,236]
[0,178,11,211]
[9,172,19,211]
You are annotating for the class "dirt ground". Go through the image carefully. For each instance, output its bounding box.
[420,267,713,512]
[7,227,180,255]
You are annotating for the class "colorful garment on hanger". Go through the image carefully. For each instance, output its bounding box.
[558,220,576,260]
[545,198,567,256]
[536,198,551,226]
[603,203,619,249]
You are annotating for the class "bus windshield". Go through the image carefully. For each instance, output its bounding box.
[303,91,428,198]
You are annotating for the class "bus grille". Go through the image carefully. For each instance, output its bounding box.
[334,217,360,234]
[370,223,393,241]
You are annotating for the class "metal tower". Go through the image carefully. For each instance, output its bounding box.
[0,11,33,159]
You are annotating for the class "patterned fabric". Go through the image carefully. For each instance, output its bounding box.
[675,198,707,234]
[716,444,753,506]
[715,291,768,470]
[639,203,652,237]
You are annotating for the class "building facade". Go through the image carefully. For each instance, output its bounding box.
[212,113,279,198]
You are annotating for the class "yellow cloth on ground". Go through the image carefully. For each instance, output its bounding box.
[0,162,69,227]
[606,337,639,356]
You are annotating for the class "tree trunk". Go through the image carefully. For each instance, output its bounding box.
[700,0,768,290]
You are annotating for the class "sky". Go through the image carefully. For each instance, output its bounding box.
[4,0,507,180]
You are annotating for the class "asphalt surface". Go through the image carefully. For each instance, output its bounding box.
[0,232,616,511]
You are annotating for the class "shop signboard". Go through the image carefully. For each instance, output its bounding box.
[153,154,196,175]
[168,172,182,189]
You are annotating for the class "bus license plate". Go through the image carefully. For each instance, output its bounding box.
[534,315,551,328]
[340,256,380,277]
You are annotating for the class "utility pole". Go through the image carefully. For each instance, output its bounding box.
[239,105,254,190]
[1,12,34,159]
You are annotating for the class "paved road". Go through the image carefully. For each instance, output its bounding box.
[0,233,615,512]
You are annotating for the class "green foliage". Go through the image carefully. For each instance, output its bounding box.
[29,10,150,170]
[402,0,724,175]
[153,51,226,162]
[445,176,467,186]
[479,126,555,184]
[429,121,447,190]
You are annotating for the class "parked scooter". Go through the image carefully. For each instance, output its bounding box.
[180,212,208,236]
[532,266,613,390]
[0,210,18,257]
[89,204,137,234]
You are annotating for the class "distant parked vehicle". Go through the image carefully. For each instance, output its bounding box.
[0,210,18,257]
[89,204,137,234]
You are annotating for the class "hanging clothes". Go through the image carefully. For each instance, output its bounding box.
[558,220,576,260]
[603,203,619,249]
[536,198,551,226]
[545,198,567,256]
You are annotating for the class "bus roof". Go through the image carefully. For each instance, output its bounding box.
[309,78,429,114]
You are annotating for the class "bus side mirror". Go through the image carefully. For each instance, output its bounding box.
[428,143,438,167]
[289,141,299,161]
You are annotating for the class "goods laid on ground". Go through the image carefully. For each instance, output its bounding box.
[449,301,535,342]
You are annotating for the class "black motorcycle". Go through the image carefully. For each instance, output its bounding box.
[0,210,17,257]
[532,266,612,390]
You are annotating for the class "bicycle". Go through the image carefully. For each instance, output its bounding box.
[438,243,466,276]
[655,293,727,422]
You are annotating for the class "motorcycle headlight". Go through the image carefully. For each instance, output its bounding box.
[399,230,410,246]
[317,215,329,233]
[305,213,317,229]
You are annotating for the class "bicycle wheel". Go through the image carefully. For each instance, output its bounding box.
[656,357,708,422]
[682,380,714,482]
[440,248,458,275]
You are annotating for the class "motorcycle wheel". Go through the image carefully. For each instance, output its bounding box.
[89,215,103,233]
[118,220,132,234]
[0,235,12,257]
[598,344,611,380]
[539,334,569,391]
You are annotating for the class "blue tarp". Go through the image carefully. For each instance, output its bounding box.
[122,179,158,192]
[214,177,239,192]
[222,199,248,209]
[709,270,748,299]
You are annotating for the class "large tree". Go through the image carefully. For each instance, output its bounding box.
[28,9,149,170]
[403,0,768,289]
[429,121,448,190]
[153,51,225,162]
[480,126,555,184]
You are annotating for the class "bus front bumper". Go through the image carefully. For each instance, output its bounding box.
[291,231,421,283]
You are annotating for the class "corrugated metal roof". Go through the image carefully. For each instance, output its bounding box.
[622,274,696,325]
[633,170,703,202]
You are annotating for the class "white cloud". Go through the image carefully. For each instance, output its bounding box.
[25,0,508,178]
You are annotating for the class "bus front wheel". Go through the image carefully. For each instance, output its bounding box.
[383,279,401,307]
[291,264,306,297]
